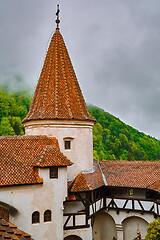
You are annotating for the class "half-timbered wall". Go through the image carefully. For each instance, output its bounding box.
[64,187,160,240]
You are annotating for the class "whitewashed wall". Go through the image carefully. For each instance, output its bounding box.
[24,120,94,178]
[104,209,153,240]
[64,200,155,240]
[64,224,92,240]
[0,167,67,240]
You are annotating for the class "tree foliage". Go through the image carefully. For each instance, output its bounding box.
[88,105,160,161]
[145,218,160,240]
[0,88,31,136]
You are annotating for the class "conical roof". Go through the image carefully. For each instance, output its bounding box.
[23,29,95,123]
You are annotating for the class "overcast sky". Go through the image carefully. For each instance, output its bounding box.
[1,0,160,139]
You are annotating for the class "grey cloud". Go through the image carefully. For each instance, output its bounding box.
[1,0,160,138]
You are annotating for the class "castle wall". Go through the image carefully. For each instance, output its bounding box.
[91,209,152,240]
[92,211,117,240]
[64,198,154,240]
[64,226,92,240]
[24,120,94,179]
[0,167,67,240]
[103,209,152,240]
[122,216,148,240]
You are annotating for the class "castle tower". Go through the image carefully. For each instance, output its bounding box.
[22,8,95,178]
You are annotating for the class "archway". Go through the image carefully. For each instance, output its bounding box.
[64,235,82,240]
[92,211,117,240]
[122,216,148,240]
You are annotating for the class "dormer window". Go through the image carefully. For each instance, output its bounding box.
[50,167,58,179]
[63,137,74,150]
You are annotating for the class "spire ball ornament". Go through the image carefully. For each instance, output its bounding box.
[55,4,60,29]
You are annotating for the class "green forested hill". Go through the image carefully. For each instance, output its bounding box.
[88,105,160,161]
[1,88,160,161]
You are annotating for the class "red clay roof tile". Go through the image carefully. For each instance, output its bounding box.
[69,160,104,192]
[0,135,71,187]
[100,161,160,190]
[22,29,95,123]
[34,145,72,167]
[69,160,160,193]
[69,172,92,192]
[0,217,34,240]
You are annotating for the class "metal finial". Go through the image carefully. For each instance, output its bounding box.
[55,4,60,29]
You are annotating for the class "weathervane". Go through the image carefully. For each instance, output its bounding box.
[55,4,60,29]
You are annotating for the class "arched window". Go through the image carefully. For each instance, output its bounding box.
[44,210,51,222]
[32,211,40,224]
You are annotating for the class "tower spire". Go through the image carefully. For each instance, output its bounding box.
[22,11,95,124]
[55,4,60,29]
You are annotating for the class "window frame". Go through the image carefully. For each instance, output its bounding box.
[63,137,74,150]
[32,211,40,224]
[50,167,58,179]
[44,210,52,222]
[64,140,71,150]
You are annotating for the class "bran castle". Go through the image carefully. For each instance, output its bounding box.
[1,8,160,240]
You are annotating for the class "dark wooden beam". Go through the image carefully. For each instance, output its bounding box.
[138,200,145,211]
[64,224,90,230]
[64,215,71,228]
[123,199,128,209]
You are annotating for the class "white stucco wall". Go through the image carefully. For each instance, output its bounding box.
[64,196,156,240]
[64,224,92,240]
[24,120,94,178]
[122,216,148,240]
[64,202,85,214]
[104,209,152,240]
[0,167,67,240]
[93,211,117,240]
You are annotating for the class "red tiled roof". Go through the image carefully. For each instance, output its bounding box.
[0,217,34,239]
[100,161,160,190]
[69,172,92,192]
[69,160,104,192]
[23,29,95,123]
[0,135,72,187]
[66,192,76,201]
[69,160,160,193]
[34,145,72,167]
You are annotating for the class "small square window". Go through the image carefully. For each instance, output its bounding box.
[50,167,58,179]
[65,140,71,150]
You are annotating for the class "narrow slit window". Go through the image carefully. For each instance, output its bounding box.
[65,140,71,150]
[44,210,52,222]
[50,167,58,179]
[32,211,40,224]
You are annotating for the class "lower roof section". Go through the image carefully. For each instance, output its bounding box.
[0,217,34,239]
[68,160,160,193]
